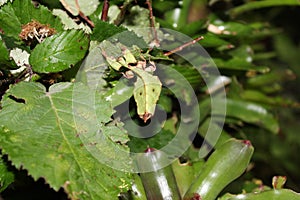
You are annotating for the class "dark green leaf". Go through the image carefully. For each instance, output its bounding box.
[30,30,89,73]
[91,20,146,47]
[214,57,270,73]
[128,128,175,153]
[200,32,231,48]
[0,37,16,69]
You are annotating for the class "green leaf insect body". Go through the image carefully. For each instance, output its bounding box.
[132,67,161,122]
[100,40,162,122]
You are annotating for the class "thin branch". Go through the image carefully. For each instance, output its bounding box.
[163,36,204,57]
[101,0,110,21]
[114,0,134,26]
[145,0,159,47]
[75,0,95,28]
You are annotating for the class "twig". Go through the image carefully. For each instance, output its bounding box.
[75,0,95,28]
[114,0,134,26]
[163,36,204,57]
[145,0,159,47]
[101,0,110,21]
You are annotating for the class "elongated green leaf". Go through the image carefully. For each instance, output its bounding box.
[214,58,269,73]
[241,90,298,107]
[137,149,181,200]
[227,189,300,200]
[200,33,231,48]
[0,82,131,200]
[229,0,300,17]
[0,0,63,39]
[212,99,279,133]
[30,30,89,73]
[184,139,254,200]
[172,159,204,197]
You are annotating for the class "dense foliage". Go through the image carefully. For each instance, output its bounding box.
[0,0,299,199]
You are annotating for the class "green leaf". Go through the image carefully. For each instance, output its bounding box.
[212,99,279,134]
[184,139,254,200]
[229,0,300,17]
[214,58,270,73]
[172,159,204,197]
[128,128,175,153]
[0,82,131,200]
[199,32,231,48]
[60,0,99,16]
[0,158,14,192]
[29,29,89,73]
[227,189,300,200]
[158,64,200,105]
[0,0,63,39]
[137,149,181,199]
[241,90,298,107]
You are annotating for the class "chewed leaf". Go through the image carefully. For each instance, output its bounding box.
[0,82,131,200]
[133,68,162,122]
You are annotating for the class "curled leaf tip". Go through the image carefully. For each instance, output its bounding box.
[144,147,156,153]
[242,140,252,146]
[184,193,202,200]
[141,112,152,123]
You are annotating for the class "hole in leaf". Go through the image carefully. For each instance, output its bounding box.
[139,92,143,96]
[8,95,26,104]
